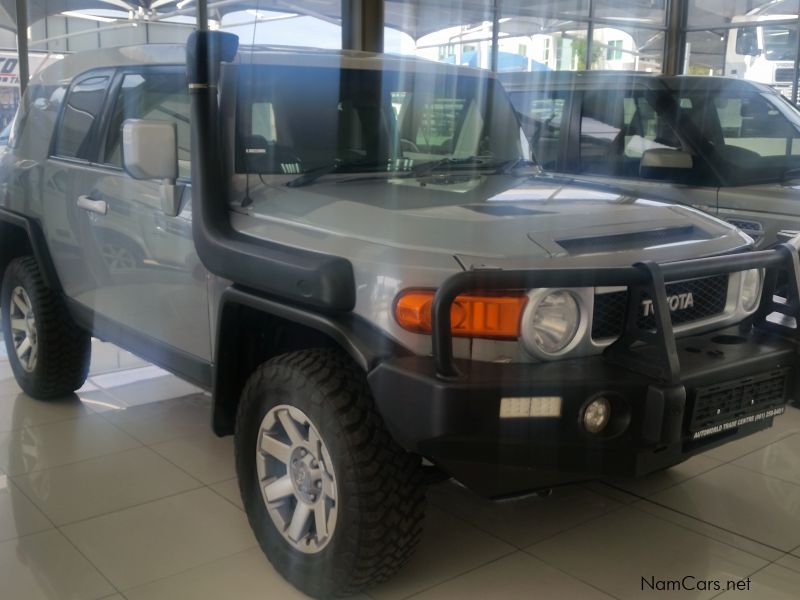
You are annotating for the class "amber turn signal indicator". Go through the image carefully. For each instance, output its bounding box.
[394,290,527,339]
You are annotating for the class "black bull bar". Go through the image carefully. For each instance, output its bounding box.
[431,236,800,382]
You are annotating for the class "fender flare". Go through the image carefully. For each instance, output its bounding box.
[211,286,408,434]
[0,207,62,290]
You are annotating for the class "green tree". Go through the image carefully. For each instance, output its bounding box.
[571,38,603,70]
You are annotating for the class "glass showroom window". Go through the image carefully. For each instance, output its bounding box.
[591,27,664,72]
[496,0,665,72]
[685,0,800,102]
[389,0,665,73]
[689,0,800,29]
[594,0,666,26]
[607,39,623,60]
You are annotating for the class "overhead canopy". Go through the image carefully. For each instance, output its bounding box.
[1,0,666,42]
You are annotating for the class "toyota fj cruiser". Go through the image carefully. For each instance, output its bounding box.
[0,32,798,598]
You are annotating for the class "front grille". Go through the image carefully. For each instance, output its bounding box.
[591,275,729,339]
[689,369,789,432]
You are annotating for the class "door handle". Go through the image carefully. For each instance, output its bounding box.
[77,195,107,215]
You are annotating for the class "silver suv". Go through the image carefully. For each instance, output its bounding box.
[0,33,798,598]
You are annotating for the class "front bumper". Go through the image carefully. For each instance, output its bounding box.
[368,237,800,497]
[369,326,797,496]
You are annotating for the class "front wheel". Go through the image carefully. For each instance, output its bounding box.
[1,256,91,398]
[235,349,425,598]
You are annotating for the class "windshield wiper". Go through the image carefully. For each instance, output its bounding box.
[492,157,539,174]
[406,156,489,178]
[287,160,393,188]
[288,156,536,188]
[406,156,537,178]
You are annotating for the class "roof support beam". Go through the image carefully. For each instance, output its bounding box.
[196,0,208,31]
[490,0,500,72]
[14,0,27,95]
[664,0,687,75]
[342,0,383,52]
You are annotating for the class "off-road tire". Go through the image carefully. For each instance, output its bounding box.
[1,256,91,398]
[235,348,425,598]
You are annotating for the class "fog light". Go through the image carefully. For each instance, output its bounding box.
[582,396,611,434]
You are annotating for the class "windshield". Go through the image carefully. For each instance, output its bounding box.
[235,63,523,175]
[763,25,797,61]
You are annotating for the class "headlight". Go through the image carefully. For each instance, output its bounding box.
[741,269,762,312]
[527,290,581,356]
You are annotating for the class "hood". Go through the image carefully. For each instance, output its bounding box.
[238,174,751,269]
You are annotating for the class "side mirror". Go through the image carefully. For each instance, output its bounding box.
[640,148,693,181]
[122,119,182,216]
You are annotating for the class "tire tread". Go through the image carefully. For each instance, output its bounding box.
[2,256,90,398]
[235,348,425,597]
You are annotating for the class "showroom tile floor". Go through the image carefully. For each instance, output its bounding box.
[1,341,800,599]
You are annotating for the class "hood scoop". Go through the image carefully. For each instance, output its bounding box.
[556,225,711,256]
[468,205,553,217]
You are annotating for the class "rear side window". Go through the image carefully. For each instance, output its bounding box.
[53,73,111,159]
[104,69,191,177]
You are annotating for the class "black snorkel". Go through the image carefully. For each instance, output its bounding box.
[186,31,356,312]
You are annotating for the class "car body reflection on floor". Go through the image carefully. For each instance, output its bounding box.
[0,341,798,599]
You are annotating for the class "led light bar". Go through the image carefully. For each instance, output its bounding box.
[499,396,562,419]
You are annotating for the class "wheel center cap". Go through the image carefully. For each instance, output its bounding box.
[292,462,308,485]
[289,450,317,501]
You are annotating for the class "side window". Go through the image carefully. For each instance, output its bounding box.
[53,73,111,159]
[712,94,800,158]
[507,90,565,170]
[579,90,684,179]
[104,69,190,178]
[7,84,44,149]
[251,102,277,143]
[622,96,681,159]
[9,84,66,156]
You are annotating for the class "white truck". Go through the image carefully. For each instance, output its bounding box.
[725,6,799,100]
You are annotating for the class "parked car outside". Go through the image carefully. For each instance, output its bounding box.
[501,71,800,247]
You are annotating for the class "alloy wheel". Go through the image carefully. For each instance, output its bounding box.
[9,286,37,372]
[256,404,338,553]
